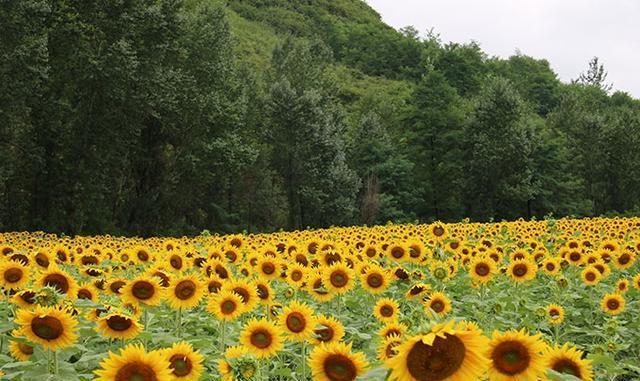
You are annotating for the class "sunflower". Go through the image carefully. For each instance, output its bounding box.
[33,249,52,269]
[379,322,408,340]
[307,272,334,302]
[165,250,186,272]
[256,256,281,280]
[616,279,629,293]
[580,266,601,286]
[386,320,489,381]
[76,283,99,302]
[0,260,30,290]
[286,263,307,288]
[10,289,38,308]
[224,279,259,313]
[378,334,403,361]
[107,278,127,295]
[254,279,274,305]
[15,305,78,351]
[94,343,172,381]
[387,244,408,262]
[218,345,254,381]
[207,290,243,321]
[430,222,448,241]
[374,298,400,323]
[312,315,345,345]
[309,341,368,381]
[96,312,143,340]
[162,341,204,380]
[487,329,547,381]
[121,276,165,307]
[541,257,561,275]
[167,275,205,310]
[425,291,452,317]
[278,300,316,341]
[239,318,283,358]
[547,304,565,325]
[613,250,636,270]
[544,343,593,381]
[406,282,431,300]
[37,266,78,297]
[9,339,34,361]
[322,263,356,294]
[469,257,497,285]
[507,259,537,283]
[634,273,640,291]
[600,293,625,315]
[360,264,391,294]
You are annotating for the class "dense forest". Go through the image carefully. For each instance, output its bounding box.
[2,0,640,236]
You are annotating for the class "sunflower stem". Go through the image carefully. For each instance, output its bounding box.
[142,308,149,347]
[301,340,307,380]
[53,350,59,375]
[176,308,183,338]
[220,320,226,353]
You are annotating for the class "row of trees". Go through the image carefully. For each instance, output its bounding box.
[1,0,639,236]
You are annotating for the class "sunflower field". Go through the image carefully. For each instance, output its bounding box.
[0,217,639,381]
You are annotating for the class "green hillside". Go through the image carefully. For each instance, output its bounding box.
[2,0,640,235]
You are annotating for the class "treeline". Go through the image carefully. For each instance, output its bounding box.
[1,0,640,236]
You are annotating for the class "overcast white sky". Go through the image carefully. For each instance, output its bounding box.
[367,0,640,97]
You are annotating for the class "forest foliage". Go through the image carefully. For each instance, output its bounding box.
[2,0,640,236]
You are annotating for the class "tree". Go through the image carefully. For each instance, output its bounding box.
[406,68,466,220]
[265,38,360,229]
[464,76,537,220]
[576,56,613,93]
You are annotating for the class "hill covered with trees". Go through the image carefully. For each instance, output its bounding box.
[2,0,640,236]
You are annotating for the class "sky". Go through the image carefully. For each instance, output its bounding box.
[367,0,640,97]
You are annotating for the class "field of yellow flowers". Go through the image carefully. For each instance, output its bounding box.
[1,217,639,380]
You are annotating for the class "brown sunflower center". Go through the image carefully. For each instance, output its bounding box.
[291,270,303,282]
[115,362,157,381]
[169,354,193,377]
[78,289,93,300]
[106,315,133,332]
[380,305,394,317]
[391,247,405,259]
[618,254,630,265]
[606,299,620,310]
[323,354,357,381]
[365,248,376,258]
[137,251,149,262]
[43,273,70,294]
[215,265,229,279]
[154,272,170,288]
[285,312,306,333]
[175,280,196,300]
[31,316,64,341]
[110,280,126,294]
[233,287,250,303]
[569,252,581,262]
[585,272,596,282]
[475,263,490,276]
[491,340,531,375]
[170,255,183,270]
[4,267,23,283]
[261,262,276,275]
[257,284,269,300]
[81,255,98,265]
[18,342,34,355]
[430,300,445,313]
[330,271,349,288]
[406,334,466,381]
[551,359,581,378]
[132,281,155,300]
[545,263,556,271]
[315,325,335,342]
[366,273,383,288]
[433,226,445,236]
[35,253,50,267]
[208,280,222,293]
[512,264,528,277]
[221,299,237,314]
[549,308,560,317]
[250,329,273,349]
